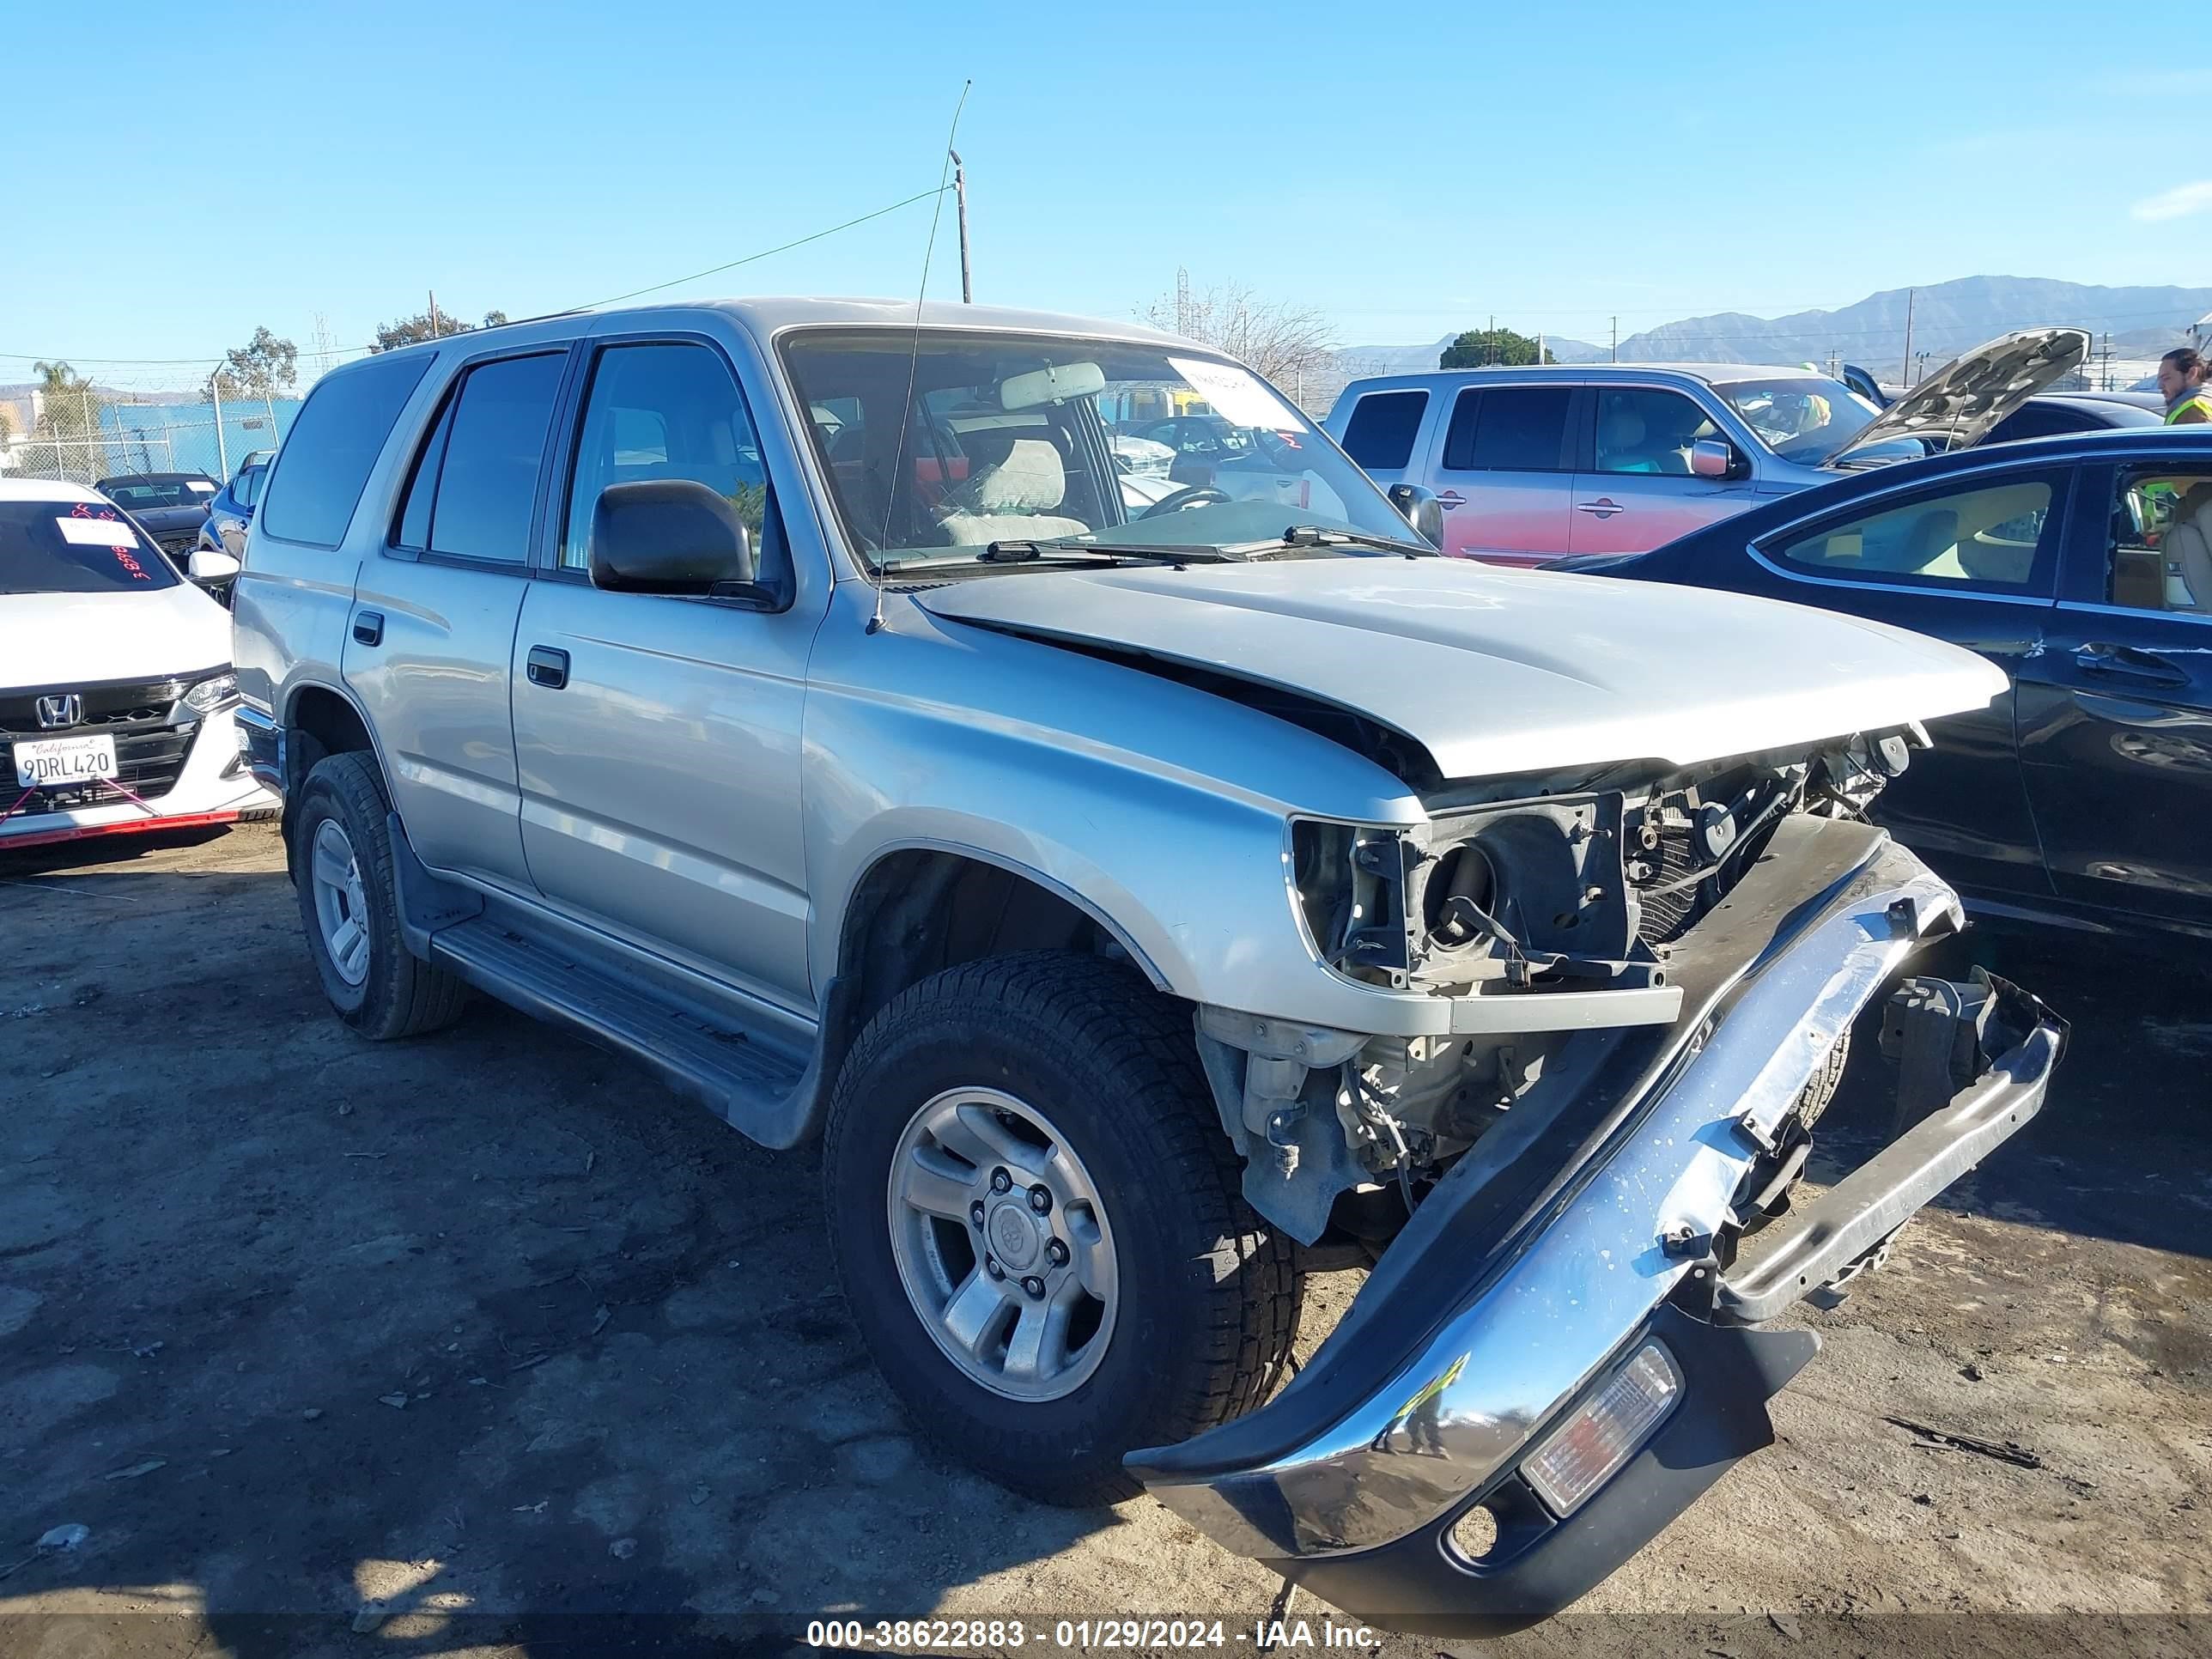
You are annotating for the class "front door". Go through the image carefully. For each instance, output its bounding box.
[2016,459,2212,927]
[1749,465,2073,901]
[1568,386,1763,555]
[1430,384,1579,565]
[509,337,817,1009]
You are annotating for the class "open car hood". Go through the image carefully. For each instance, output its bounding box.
[912,559,2008,784]
[1825,327,2088,462]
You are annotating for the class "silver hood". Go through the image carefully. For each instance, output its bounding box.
[1825,326,2088,462]
[913,558,2007,783]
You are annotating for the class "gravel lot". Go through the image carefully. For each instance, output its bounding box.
[2,823,2207,1658]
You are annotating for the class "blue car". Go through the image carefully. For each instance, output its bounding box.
[1557,427,2212,945]
[194,448,275,564]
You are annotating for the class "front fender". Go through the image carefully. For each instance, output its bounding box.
[800,587,1430,1028]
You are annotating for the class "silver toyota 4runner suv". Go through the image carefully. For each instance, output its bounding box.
[232,299,2061,1633]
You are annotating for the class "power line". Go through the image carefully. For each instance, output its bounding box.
[1,182,955,371]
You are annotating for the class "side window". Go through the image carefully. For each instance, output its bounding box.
[237,464,265,509]
[2106,468,2212,614]
[407,353,564,564]
[258,353,432,548]
[1594,389,1720,476]
[1769,473,2063,593]
[1441,386,1574,471]
[562,342,778,574]
[1338,391,1428,471]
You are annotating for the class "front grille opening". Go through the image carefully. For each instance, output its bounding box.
[3,725,195,809]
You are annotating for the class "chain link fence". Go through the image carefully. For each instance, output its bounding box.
[1,384,301,489]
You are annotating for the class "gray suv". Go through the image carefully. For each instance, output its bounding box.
[232,298,2058,1633]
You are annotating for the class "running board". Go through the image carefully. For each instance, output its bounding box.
[428,918,820,1148]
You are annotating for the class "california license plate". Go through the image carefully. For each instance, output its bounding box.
[14,734,118,790]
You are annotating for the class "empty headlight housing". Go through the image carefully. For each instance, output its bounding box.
[183,672,239,714]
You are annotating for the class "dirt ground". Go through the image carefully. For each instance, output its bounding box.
[1,823,2207,1659]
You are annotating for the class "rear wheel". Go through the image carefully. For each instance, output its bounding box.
[824,952,1301,1505]
[290,753,469,1040]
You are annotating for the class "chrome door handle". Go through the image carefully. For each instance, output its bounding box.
[1575,499,1626,518]
[1436,490,1467,507]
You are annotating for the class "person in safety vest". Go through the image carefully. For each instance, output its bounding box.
[2160,348,2212,425]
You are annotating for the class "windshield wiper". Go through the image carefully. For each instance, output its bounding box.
[1221,526,1437,559]
[975,538,1242,566]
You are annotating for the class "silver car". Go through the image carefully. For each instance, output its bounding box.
[1326,330,2086,566]
[230,298,2059,1633]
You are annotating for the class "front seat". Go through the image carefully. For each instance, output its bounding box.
[937,435,1090,544]
[2171,483,2212,611]
[1598,408,1653,473]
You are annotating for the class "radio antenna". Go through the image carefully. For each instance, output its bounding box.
[869,78,971,635]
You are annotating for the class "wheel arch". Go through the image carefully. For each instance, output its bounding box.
[815,841,1177,1116]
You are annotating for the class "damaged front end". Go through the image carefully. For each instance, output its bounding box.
[1147,736,2063,1636]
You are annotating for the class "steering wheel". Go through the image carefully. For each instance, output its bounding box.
[1138,485,1231,520]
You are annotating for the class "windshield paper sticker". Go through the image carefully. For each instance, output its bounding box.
[1168,357,1303,430]
[57,516,139,549]
[187,480,217,493]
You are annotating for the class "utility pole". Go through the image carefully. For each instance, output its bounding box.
[1610,316,1618,362]
[949,148,972,303]
[1175,266,1192,337]
[428,289,441,339]
[1487,314,1494,365]
[1899,288,1915,391]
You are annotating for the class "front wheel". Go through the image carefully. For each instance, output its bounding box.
[823,952,1301,1506]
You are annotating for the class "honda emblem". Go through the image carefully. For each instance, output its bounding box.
[34,694,83,729]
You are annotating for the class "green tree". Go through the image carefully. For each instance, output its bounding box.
[211,326,300,399]
[22,361,107,483]
[1439,327,1553,368]
[368,307,510,353]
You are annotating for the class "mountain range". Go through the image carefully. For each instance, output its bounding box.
[1327,276,2212,397]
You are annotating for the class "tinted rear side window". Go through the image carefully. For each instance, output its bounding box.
[1338,390,1428,471]
[1443,386,1574,471]
[258,354,432,548]
[426,354,565,563]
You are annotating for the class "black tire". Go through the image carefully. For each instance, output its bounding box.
[290,752,469,1041]
[823,951,1301,1506]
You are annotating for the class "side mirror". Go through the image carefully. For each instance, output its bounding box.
[589,479,756,596]
[1386,483,1446,548]
[189,548,241,585]
[1690,439,1745,480]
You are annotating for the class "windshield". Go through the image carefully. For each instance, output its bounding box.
[780,329,1418,573]
[1711,377,1887,464]
[0,500,180,594]
[97,477,218,512]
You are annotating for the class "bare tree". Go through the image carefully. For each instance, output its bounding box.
[1142,270,1336,391]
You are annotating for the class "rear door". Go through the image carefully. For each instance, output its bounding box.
[1429,384,1579,564]
[343,346,573,890]
[1747,464,2073,899]
[1569,386,1763,554]
[2015,459,2212,927]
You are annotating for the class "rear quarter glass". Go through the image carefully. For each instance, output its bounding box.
[258,354,434,549]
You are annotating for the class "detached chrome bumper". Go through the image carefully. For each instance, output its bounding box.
[1128,819,2061,1634]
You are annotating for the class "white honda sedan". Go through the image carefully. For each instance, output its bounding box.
[2,479,273,852]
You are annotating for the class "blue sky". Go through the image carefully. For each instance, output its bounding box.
[8,0,2209,379]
